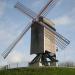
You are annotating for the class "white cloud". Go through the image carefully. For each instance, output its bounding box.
[0,30,14,41]
[68,8,75,19]
[0,0,6,16]
[0,50,25,66]
[55,0,63,6]
[7,51,24,64]
[53,7,75,26]
[53,16,73,25]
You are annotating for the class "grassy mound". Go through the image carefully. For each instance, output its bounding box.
[0,67,75,75]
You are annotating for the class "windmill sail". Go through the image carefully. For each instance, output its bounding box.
[2,22,32,59]
[15,2,36,19]
[37,0,59,18]
[15,0,59,20]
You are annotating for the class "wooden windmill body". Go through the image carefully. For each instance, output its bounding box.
[30,17,57,66]
[31,18,56,54]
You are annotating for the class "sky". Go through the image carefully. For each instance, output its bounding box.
[0,0,75,66]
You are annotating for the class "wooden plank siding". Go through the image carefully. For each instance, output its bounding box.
[30,22,44,54]
[44,28,56,54]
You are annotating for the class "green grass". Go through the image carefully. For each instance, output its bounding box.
[0,67,75,75]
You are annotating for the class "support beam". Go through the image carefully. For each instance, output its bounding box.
[29,51,58,67]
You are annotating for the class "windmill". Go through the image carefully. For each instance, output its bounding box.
[1,0,70,66]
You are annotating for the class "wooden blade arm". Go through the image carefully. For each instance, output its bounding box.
[37,0,59,17]
[15,2,37,19]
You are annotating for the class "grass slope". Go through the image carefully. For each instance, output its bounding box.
[0,67,75,75]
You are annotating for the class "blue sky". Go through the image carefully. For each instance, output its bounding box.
[0,0,75,66]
